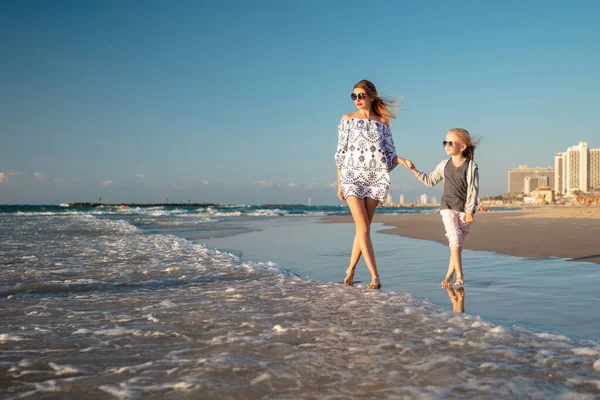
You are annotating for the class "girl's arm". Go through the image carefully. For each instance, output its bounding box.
[411,160,446,187]
[465,164,479,215]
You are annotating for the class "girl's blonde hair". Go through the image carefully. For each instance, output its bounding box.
[354,79,397,126]
[448,128,480,160]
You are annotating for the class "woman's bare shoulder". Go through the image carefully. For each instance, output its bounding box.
[341,113,354,121]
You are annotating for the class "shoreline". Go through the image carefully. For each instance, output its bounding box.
[321,207,600,264]
[67,202,220,207]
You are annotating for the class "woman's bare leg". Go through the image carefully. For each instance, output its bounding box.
[344,198,378,285]
[346,196,380,288]
[343,237,361,285]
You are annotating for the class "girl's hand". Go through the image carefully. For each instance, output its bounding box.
[405,159,415,170]
[337,186,346,202]
[465,213,474,224]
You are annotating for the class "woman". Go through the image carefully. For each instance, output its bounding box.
[335,79,413,289]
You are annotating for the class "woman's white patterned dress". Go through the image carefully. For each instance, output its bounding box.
[335,118,398,204]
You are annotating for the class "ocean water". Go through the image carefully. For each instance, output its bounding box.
[1,204,599,399]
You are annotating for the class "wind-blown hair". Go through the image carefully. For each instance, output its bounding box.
[354,79,397,126]
[448,128,480,160]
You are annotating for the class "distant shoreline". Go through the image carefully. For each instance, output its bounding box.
[67,202,220,207]
[66,202,313,208]
[321,207,600,264]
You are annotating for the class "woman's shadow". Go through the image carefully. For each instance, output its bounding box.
[446,287,465,313]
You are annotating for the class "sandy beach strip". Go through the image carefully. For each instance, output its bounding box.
[321,207,600,264]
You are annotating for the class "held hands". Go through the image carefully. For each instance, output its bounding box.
[406,159,420,176]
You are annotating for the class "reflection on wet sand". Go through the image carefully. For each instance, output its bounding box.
[447,287,465,313]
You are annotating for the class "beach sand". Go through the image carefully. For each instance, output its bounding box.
[322,207,600,264]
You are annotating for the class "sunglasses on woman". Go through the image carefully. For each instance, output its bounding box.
[351,93,367,101]
[443,141,461,147]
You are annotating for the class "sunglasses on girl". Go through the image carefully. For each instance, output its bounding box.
[351,93,367,101]
[443,141,461,147]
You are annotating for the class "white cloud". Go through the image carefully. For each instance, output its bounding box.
[0,172,7,184]
[288,182,296,188]
[102,180,113,186]
[327,181,337,188]
[304,182,320,189]
[390,183,408,190]
[202,180,209,185]
[136,174,146,179]
[34,172,48,184]
[7,172,19,176]
[256,180,274,187]
[54,178,66,184]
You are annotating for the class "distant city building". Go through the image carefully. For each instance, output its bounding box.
[419,193,428,205]
[524,176,550,195]
[385,193,393,205]
[399,194,405,205]
[591,148,600,191]
[554,153,563,193]
[431,196,438,206]
[530,187,555,204]
[555,141,600,194]
[508,165,554,194]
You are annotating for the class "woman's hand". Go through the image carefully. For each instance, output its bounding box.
[337,186,346,202]
[465,213,474,224]
[404,159,415,170]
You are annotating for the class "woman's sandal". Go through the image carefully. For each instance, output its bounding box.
[367,277,382,290]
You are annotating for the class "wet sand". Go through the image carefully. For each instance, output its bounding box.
[321,207,600,264]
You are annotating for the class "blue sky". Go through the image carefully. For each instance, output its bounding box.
[1,0,599,205]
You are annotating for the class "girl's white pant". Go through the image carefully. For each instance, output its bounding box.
[440,209,470,248]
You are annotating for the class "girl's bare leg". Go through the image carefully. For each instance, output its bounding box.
[453,247,464,285]
[344,199,378,285]
[346,196,380,288]
[441,258,454,288]
[442,247,464,287]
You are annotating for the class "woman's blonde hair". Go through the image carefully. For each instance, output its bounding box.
[448,128,480,160]
[354,79,397,126]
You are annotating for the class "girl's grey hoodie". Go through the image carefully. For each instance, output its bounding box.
[415,158,479,214]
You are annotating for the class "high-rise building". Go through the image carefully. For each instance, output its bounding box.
[431,196,438,206]
[555,142,599,194]
[554,153,563,194]
[524,176,550,195]
[508,165,554,194]
[419,193,428,205]
[385,193,393,205]
[589,148,600,191]
[399,194,405,205]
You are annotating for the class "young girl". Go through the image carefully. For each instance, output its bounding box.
[335,79,413,289]
[410,128,479,288]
